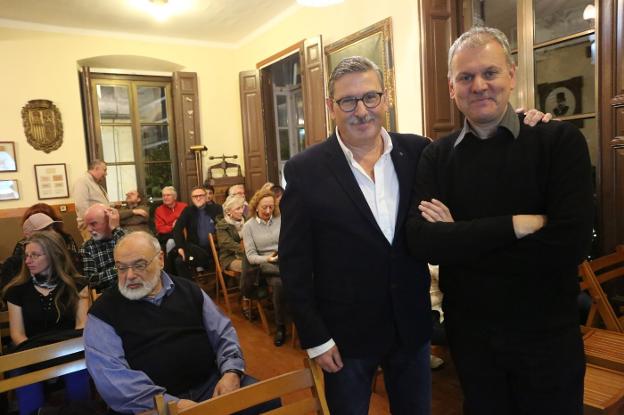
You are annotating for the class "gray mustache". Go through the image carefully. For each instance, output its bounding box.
[348,115,376,125]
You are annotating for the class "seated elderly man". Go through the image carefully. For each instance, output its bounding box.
[154,186,187,254]
[172,186,223,279]
[119,189,150,233]
[80,204,126,292]
[84,231,279,414]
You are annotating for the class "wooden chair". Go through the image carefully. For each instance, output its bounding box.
[583,328,624,372]
[579,246,624,332]
[153,358,329,415]
[0,336,86,393]
[583,363,624,415]
[207,233,241,315]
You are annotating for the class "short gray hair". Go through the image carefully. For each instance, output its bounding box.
[222,195,245,214]
[328,56,383,98]
[448,26,514,78]
[161,186,177,196]
[88,159,106,170]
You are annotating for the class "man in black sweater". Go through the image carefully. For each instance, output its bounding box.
[406,27,593,414]
[172,186,223,279]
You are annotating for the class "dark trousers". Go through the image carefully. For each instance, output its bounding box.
[445,317,585,415]
[323,340,431,415]
[173,242,213,279]
[179,372,281,415]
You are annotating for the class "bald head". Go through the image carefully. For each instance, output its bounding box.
[115,231,161,257]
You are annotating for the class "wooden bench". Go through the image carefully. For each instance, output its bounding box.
[0,336,85,393]
[153,358,328,415]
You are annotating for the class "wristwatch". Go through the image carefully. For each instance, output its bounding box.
[224,369,244,378]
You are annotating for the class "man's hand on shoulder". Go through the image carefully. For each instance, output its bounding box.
[133,208,149,217]
[512,214,547,238]
[516,108,553,126]
[212,372,241,397]
[314,345,344,373]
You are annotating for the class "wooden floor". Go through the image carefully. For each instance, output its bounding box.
[221,297,463,414]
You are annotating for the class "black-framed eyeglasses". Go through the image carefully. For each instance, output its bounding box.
[115,252,159,275]
[191,193,207,199]
[334,91,384,112]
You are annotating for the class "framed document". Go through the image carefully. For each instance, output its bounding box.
[0,141,17,172]
[34,163,69,199]
[0,179,19,201]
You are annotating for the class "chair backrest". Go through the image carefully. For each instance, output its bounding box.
[579,251,624,332]
[0,310,9,353]
[154,358,329,415]
[0,336,85,393]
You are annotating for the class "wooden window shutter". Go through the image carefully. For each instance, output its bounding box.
[172,71,202,203]
[239,70,268,194]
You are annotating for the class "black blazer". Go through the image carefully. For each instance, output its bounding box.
[279,132,432,358]
[173,203,223,250]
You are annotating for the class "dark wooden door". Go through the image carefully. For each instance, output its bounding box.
[598,0,624,253]
[420,0,462,140]
[239,70,269,195]
[301,36,328,146]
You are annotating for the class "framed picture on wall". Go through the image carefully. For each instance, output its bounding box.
[325,17,397,133]
[34,163,69,199]
[0,179,19,201]
[0,141,17,172]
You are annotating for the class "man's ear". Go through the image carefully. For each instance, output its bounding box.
[326,98,336,120]
[448,78,456,100]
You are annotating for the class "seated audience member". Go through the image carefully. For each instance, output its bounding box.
[3,231,91,415]
[80,204,125,292]
[205,184,218,205]
[215,195,245,273]
[227,184,248,217]
[242,188,287,346]
[172,186,223,279]
[1,204,81,290]
[119,189,150,233]
[84,231,280,414]
[429,264,445,369]
[270,185,284,205]
[154,186,187,254]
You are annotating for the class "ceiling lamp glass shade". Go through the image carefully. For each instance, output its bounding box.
[296,0,344,7]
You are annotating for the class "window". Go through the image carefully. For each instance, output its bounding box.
[90,75,178,202]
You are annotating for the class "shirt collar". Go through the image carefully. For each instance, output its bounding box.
[335,126,393,163]
[254,215,273,225]
[143,271,175,305]
[454,103,520,147]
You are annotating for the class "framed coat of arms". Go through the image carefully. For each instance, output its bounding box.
[21,99,64,153]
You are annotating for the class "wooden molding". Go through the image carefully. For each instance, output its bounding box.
[0,203,76,220]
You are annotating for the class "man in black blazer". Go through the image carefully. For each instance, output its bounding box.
[279,56,433,414]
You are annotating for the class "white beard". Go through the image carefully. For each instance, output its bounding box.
[118,276,159,300]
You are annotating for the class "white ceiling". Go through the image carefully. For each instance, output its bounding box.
[0,0,300,46]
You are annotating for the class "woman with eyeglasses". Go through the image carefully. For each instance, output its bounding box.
[2,230,91,415]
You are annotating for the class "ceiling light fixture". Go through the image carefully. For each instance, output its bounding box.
[128,0,192,22]
[296,0,344,7]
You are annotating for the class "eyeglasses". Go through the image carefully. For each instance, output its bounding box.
[115,253,159,275]
[24,252,45,260]
[191,193,207,199]
[334,91,384,112]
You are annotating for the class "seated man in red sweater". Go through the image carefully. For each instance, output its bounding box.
[154,186,187,254]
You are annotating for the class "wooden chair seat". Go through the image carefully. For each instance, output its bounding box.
[584,329,624,372]
[0,336,85,393]
[153,358,329,415]
[584,363,624,415]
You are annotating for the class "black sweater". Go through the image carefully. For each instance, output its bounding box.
[406,116,593,329]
